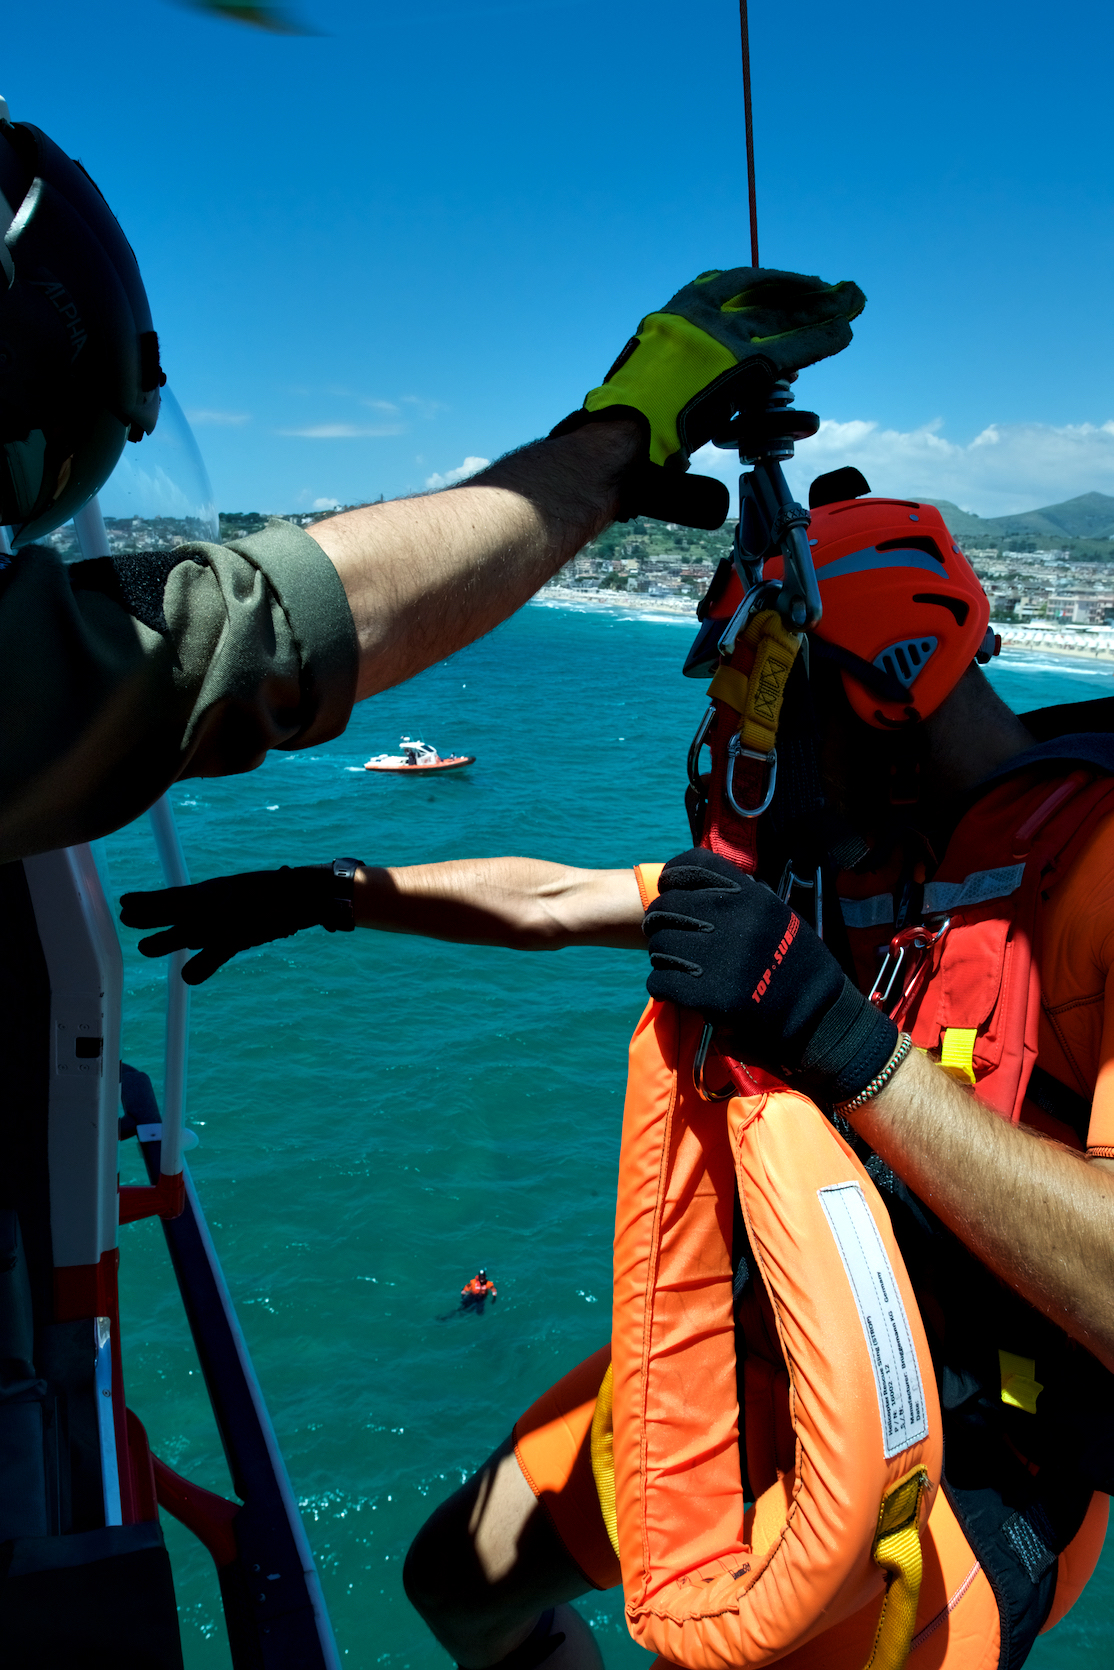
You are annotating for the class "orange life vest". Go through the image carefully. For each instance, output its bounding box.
[851,762,1114,1659]
[880,766,1114,1120]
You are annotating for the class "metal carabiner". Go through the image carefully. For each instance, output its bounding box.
[869,917,951,1012]
[693,1023,735,1101]
[725,733,777,818]
[687,704,716,795]
[868,940,907,1011]
[718,580,777,660]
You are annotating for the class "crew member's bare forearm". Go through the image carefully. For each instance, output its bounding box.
[353,857,645,951]
[857,1047,1114,1369]
[307,422,640,701]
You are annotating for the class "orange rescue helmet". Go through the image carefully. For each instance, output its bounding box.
[768,496,993,729]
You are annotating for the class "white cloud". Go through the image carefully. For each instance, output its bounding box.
[187,409,250,426]
[278,423,405,439]
[403,396,448,420]
[690,418,1114,518]
[312,496,341,511]
[425,455,490,490]
[361,399,400,414]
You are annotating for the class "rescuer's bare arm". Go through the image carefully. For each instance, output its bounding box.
[354,858,646,950]
[120,854,647,982]
[308,422,641,702]
[856,1047,1114,1371]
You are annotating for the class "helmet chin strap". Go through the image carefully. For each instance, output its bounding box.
[807,634,915,708]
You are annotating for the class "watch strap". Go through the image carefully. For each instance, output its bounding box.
[328,856,364,931]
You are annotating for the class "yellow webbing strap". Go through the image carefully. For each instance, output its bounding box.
[940,1027,978,1085]
[590,1362,620,1557]
[1000,1349,1044,1415]
[707,661,751,716]
[861,1467,930,1670]
[707,608,801,755]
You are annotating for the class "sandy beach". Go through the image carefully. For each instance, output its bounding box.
[994,625,1114,664]
[533,586,1114,665]
[533,585,696,618]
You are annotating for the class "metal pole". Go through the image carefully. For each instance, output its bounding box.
[148,795,190,1180]
[739,0,759,265]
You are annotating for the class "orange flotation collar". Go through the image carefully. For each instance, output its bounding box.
[597,1000,940,1669]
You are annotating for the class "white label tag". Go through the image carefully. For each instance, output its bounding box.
[818,1182,930,1459]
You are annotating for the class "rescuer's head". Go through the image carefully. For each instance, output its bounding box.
[0,106,163,545]
[768,472,996,730]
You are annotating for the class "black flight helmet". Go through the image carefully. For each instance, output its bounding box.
[0,109,163,545]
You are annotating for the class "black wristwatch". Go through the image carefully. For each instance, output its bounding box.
[329,856,364,932]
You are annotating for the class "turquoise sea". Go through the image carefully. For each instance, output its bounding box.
[101,601,1114,1669]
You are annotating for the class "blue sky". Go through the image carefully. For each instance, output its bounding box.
[8,0,1114,516]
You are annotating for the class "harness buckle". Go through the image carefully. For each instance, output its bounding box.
[869,918,951,1013]
[725,734,777,819]
[778,862,823,940]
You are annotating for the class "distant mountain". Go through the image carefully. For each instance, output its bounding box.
[924,492,1114,544]
[921,500,989,540]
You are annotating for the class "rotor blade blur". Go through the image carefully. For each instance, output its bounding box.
[175,0,319,34]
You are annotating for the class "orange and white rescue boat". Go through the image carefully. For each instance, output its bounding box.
[364,736,475,773]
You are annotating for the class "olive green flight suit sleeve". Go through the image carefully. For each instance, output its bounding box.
[0,518,358,863]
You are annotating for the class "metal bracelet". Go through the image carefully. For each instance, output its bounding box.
[831,1032,914,1118]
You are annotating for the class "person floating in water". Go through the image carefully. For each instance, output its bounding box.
[461,1269,497,1308]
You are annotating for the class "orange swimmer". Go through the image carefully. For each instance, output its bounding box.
[461,1268,497,1302]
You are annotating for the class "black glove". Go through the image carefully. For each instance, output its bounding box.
[119,860,363,985]
[643,848,897,1105]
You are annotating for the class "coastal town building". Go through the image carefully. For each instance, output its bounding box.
[544,513,1114,661]
[36,494,1114,661]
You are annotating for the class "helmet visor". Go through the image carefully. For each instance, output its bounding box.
[44,388,218,559]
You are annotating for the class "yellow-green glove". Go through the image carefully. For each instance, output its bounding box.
[555,266,865,528]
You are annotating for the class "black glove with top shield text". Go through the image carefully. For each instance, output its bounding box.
[643,848,897,1105]
[119,860,363,986]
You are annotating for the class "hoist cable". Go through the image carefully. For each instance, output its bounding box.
[739,0,759,265]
